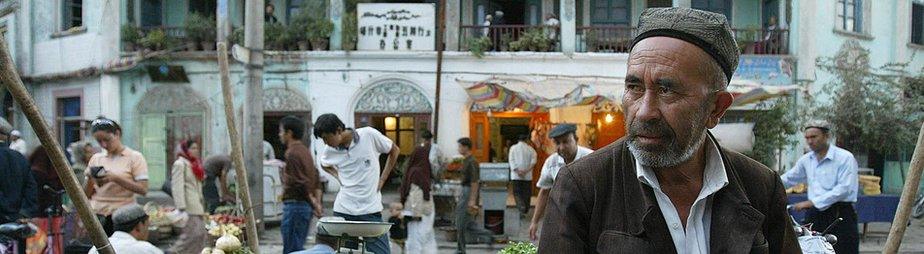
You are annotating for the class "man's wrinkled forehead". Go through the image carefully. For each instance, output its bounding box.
[629,37,712,66]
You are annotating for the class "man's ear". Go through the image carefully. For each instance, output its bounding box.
[706,91,734,128]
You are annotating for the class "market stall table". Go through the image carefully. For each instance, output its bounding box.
[788,194,900,238]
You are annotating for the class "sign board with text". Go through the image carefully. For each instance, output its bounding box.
[357,3,435,51]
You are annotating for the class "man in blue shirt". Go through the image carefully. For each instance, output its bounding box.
[780,120,859,254]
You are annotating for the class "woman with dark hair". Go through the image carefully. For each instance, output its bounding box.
[29,147,63,215]
[84,117,149,236]
[169,139,207,253]
[398,142,437,254]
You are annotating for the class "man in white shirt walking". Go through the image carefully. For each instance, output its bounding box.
[314,114,400,254]
[508,134,537,216]
[528,124,592,241]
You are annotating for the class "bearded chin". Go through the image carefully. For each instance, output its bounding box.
[627,121,709,169]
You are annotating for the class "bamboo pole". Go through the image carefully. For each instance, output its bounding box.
[0,35,114,253]
[884,121,924,253]
[432,0,445,140]
[217,42,261,253]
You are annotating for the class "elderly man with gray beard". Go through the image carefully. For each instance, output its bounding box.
[538,7,800,254]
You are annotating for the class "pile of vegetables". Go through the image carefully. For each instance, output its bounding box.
[143,203,178,228]
[446,156,465,171]
[200,234,252,254]
[210,214,246,226]
[202,205,253,254]
[499,242,538,254]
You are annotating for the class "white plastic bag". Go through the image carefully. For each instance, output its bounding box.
[168,210,190,228]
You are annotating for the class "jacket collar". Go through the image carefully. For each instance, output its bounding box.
[628,131,764,253]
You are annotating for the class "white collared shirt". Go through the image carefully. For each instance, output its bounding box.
[88,231,164,254]
[635,138,728,254]
[536,146,594,189]
[780,143,858,210]
[320,127,394,215]
[508,141,537,181]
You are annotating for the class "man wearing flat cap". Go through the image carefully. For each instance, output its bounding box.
[89,204,163,254]
[538,7,800,253]
[781,120,859,254]
[528,124,593,241]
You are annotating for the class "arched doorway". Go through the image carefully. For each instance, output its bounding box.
[262,88,312,160]
[353,80,433,178]
[136,85,208,190]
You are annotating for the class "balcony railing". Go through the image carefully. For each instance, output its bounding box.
[576,25,635,53]
[460,25,561,52]
[732,28,789,55]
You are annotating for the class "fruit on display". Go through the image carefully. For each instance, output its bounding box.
[215,234,242,252]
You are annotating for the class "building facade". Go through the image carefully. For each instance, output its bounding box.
[2,0,921,191]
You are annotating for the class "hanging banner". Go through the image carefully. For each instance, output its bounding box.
[357,3,436,51]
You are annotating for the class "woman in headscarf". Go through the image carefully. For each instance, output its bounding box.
[169,139,207,254]
[398,140,437,254]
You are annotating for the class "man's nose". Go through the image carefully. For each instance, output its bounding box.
[634,91,662,122]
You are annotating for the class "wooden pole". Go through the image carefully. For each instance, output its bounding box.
[884,121,924,253]
[217,42,261,253]
[0,34,114,254]
[433,0,446,140]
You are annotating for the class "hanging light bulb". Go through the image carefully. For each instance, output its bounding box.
[604,113,614,124]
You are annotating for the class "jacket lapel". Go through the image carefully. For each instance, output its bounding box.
[638,184,679,253]
[624,146,678,253]
[708,143,766,253]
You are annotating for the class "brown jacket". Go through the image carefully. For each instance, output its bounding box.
[281,141,320,202]
[538,136,801,254]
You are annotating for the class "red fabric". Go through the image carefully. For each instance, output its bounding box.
[178,140,205,181]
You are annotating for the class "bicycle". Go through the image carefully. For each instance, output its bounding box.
[0,221,37,254]
[42,185,66,254]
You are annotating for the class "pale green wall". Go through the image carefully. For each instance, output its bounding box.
[165,0,188,27]
[732,0,762,29]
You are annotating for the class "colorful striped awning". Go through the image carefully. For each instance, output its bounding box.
[728,80,801,106]
[458,77,625,112]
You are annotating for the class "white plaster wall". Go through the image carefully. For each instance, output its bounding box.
[20,78,102,153]
[29,0,120,75]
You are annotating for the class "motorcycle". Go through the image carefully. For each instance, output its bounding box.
[913,192,924,219]
[789,205,839,254]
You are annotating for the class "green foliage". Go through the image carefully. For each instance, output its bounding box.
[342,11,359,50]
[744,97,798,167]
[121,24,142,43]
[584,30,598,51]
[346,0,373,13]
[288,10,313,42]
[307,18,335,41]
[184,12,216,41]
[467,36,492,58]
[264,22,289,49]
[140,29,171,50]
[229,27,244,46]
[509,28,552,52]
[499,242,538,254]
[813,40,921,155]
